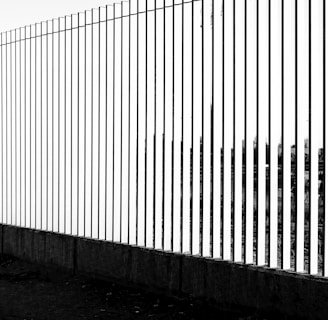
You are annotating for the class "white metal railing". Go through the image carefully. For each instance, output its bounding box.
[0,0,326,276]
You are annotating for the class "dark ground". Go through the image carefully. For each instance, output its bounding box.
[0,255,272,320]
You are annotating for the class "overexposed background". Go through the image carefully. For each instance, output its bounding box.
[0,0,115,32]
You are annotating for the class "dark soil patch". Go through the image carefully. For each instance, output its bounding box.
[0,255,272,320]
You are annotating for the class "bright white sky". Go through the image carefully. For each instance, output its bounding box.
[0,0,116,33]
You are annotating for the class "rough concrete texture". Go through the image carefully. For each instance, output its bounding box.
[2,225,74,270]
[2,224,328,319]
[128,246,181,295]
[0,225,2,254]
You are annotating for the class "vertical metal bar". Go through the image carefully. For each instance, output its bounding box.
[15,29,17,226]
[154,0,157,249]
[256,0,259,266]
[64,16,67,234]
[191,0,194,255]
[29,26,32,229]
[0,32,2,225]
[58,19,61,233]
[34,25,37,229]
[52,20,54,232]
[120,4,124,244]
[136,0,139,245]
[98,8,101,240]
[324,0,328,277]
[6,31,8,225]
[77,13,80,237]
[71,14,73,236]
[84,11,87,237]
[0,29,2,223]
[90,10,94,238]
[162,0,166,251]
[46,21,49,231]
[200,0,204,257]
[145,0,148,248]
[181,0,184,255]
[20,28,22,228]
[209,0,214,258]
[25,26,27,229]
[128,0,131,244]
[243,0,247,263]
[113,4,116,241]
[233,0,236,261]
[104,6,108,241]
[309,0,312,275]
[281,0,285,270]
[40,23,43,230]
[10,30,13,225]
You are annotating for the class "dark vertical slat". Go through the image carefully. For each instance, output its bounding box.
[222,0,225,259]
[29,26,32,229]
[10,30,13,225]
[294,0,298,273]
[25,26,27,229]
[243,0,246,262]
[40,23,43,230]
[6,31,8,224]
[233,0,236,261]
[46,21,49,231]
[98,8,101,240]
[20,28,22,228]
[34,25,37,229]
[77,13,80,237]
[64,16,67,234]
[323,0,327,277]
[105,6,108,241]
[145,0,148,248]
[136,0,139,245]
[181,0,184,254]
[84,11,87,237]
[120,3,124,244]
[162,0,166,251]
[58,19,61,232]
[153,0,157,249]
[323,0,326,277]
[112,4,116,241]
[90,10,94,238]
[127,0,131,245]
[281,0,284,270]
[1,33,3,225]
[52,20,54,232]
[70,14,74,236]
[15,29,17,226]
[172,0,175,253]
[200,0,204,257]
[256,0,259,265]
[308,0,312,275]
[190,0,194,255]
[268,0,271,267]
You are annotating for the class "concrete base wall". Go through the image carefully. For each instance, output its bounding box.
[1,224,328,319]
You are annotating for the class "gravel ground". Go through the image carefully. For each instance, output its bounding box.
[0,255,272,320]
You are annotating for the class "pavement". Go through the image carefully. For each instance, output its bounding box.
[0,255,270,320]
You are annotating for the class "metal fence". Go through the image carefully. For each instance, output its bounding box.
[0,0,327,276]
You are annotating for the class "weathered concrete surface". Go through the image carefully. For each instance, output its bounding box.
[2,225,74,270]
[2,224,328,319]
[128,246,181,295]
[0,225,2,254]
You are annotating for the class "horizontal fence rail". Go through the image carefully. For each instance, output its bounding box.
[0,0,327,276]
